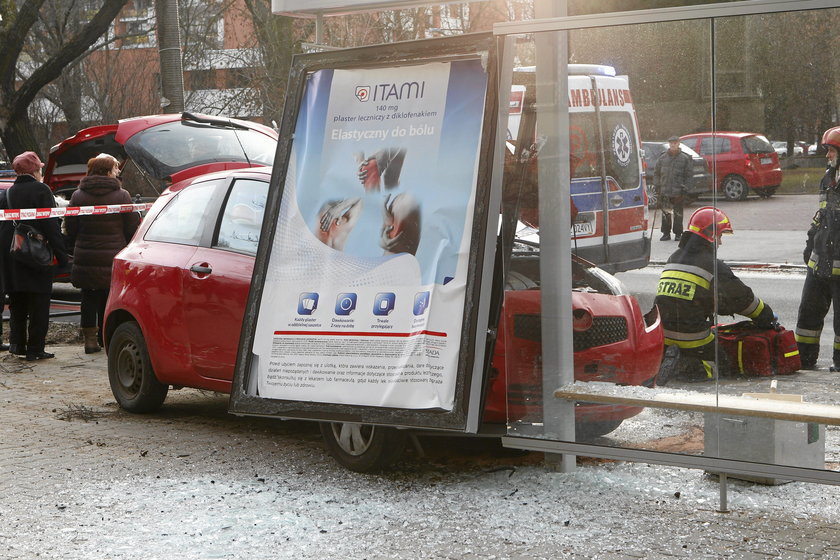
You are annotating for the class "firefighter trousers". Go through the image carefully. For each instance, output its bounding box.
[795,268,840,367]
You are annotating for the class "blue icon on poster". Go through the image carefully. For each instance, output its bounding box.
[335,293,357,315]
[373,292,396,316]
[298,292,319,315]
[413,291,430,316]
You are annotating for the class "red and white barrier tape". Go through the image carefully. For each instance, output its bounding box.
[0,203,153,221]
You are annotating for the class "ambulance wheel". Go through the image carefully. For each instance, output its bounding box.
[576,419,623,441]
[722,174,749,201]
[320,422,406,472]
[108,321,168,413]
[646,184,658,209]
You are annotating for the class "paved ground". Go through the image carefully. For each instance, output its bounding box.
[649,194,817,265]
[3,346,840,558]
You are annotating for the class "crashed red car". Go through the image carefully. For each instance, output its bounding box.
[104,178,662,459]
[44,112,278,198]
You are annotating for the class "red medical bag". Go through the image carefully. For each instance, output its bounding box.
[715,321,801,377]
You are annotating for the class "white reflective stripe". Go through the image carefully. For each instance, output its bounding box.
[740,297,761,317]
[796,327,822,337]
[663,328,711,341]
[662,263,714,282]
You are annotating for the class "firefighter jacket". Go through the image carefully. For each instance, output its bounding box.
[654,233,776,349]
[805,164,840,277]
[653,149,693,197]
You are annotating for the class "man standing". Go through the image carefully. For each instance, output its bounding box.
[654,136,693,241]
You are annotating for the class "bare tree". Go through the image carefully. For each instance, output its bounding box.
[0,0,129,158]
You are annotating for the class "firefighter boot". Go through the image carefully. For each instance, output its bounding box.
[830,349,840,372]
[798,342,819,370]
[82,327,101,354]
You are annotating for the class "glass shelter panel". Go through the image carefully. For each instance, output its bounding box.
[501,8,840,482]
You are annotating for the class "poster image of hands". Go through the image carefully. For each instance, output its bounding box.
[251,59,487,410]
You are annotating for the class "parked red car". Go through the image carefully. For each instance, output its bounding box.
[102,130,663,470]
[679,132,783,201]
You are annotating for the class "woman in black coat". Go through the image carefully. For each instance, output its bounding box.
[65,154,139,353]
[6,151,70,360]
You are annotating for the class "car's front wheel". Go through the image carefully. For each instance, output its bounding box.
[319,422,407,472]
[721,174,749,201]
[576,419,624,441]
[108,321,168,413]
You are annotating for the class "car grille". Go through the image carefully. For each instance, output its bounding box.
[574,317,628,351]
[513,314,628,351]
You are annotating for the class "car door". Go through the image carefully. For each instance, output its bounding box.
[135,179,224,380]
[182,177,268,380]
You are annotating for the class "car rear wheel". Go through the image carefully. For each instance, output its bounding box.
[721,174,749,201]
[319,422,407,472]
[756,186,778,199]
[108,321,168,413]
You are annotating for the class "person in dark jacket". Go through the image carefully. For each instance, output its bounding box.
[0,189,11,352]
[654,136,693,241]
[795,126,840,370]
[65,154,140,354]
[6,151,70,361]
[654,206,777,383]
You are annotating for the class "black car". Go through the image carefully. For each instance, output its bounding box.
[642,141,713,209]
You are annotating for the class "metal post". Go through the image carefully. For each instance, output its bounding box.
[534,1,575,473]
[718,473,730,513]
[316,12,325,45]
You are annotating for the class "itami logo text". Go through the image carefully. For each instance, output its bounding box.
[356,81,426,102]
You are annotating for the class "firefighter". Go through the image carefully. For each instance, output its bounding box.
[795,125,840,370]
[654,206,778,383]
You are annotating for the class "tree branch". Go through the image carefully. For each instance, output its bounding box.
[10,0,129,120]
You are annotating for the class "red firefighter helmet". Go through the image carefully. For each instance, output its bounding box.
[822,126,840,151]
[687,206,733,242]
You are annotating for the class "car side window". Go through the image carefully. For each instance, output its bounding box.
[215,178,268,255]
[145,180,220,246]
[699,137,731,155]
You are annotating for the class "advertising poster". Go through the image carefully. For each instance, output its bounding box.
[249,59,487,410]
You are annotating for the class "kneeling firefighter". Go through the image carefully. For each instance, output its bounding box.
[654,206,778,383]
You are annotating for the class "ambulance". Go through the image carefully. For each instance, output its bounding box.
[508,64,650,273]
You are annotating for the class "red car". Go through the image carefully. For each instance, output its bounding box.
[43,112,278,199]
[0,169,14,190]
[679,132,783,201]
[103,132,663,470]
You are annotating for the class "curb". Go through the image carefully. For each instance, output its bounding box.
[650,260,807,273]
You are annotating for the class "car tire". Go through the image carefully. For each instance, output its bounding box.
[721,174,749,201]
[108,321,168,413]
[756,186,778,199]
[319,422,406,473]
[576,419,624,441]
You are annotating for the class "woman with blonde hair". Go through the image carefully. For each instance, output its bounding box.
[65,154,139,353]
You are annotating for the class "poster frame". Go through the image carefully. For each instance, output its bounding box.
[228,33,500,432]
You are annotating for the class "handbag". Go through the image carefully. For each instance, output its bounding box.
[10,221,54,270]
